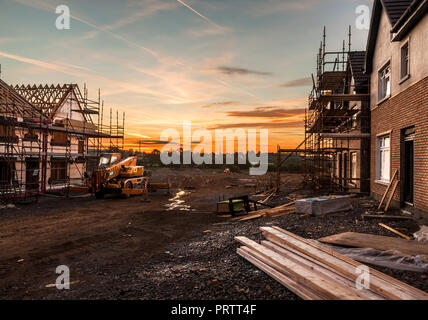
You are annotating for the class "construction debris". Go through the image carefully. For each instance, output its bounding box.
[378,223,412,240]
[414,226,428,243]
[318,232,428,257]
[377,170,399,213]
[361,214,414,221]
[295,196,353,216]
[236,202,295,222]
[236,226,428,300]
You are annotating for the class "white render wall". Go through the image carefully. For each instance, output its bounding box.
[370,8,428,108]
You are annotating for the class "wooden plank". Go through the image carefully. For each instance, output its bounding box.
[274,226,428,299]
[260,192,275,204]
[235,236,368,300]
[273,226,428,299]
[237,213,265,222]
[260,241,383,300]
[378,170,398,211]
[384,179,399,212]
[237,247,324,300]
[247,202,295,215]
[378,223,412,240]
[362,214,413,221]
[318,232,428,256]
[266,210,295,218]
[261,227,423,300]
[237,204,295,222]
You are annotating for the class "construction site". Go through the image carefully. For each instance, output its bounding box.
[1,0,428,304]
[0,80,125,203]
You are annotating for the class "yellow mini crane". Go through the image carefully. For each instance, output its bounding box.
[70,153,169,199]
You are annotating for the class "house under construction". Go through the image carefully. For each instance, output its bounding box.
[277,27,371,194]
[305,28,371,194]
[0,80,125,203]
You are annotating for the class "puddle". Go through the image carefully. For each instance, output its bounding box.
[165,190,192,212]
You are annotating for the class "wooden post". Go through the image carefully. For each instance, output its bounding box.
[276,145,281,193]
[377,170,398,211]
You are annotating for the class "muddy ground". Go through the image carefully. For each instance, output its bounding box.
[0,168,427,300]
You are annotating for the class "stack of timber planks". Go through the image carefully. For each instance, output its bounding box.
[235,226,428,300]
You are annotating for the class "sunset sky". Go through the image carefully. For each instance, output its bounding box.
[0,0,371,152]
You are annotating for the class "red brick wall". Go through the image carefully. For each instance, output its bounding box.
[371,75,428,215]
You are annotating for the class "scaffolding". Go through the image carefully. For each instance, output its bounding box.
[0,81,125,204]
[0,80,46,203]
[277,27,370,194]
[305,26,370,193]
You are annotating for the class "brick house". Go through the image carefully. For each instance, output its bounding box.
[365,0,428,216]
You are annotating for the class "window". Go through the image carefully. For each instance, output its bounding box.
[110,155,119,164]
[24,128,38,142]
[378,62,391,101]
[0,159,16,189]
[0,124,17,142]
[401,42,409,79]
[50,159,67,181]
[52,131,68,146]
[377,135,391,182]
[78,140,85,154]
[350,152,357,185]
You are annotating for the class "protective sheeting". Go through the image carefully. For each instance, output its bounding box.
[414,226,428,243]
[316,241,428,272]
[295,196,353,216]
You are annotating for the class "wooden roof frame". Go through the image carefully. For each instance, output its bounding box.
[13,84,87,122]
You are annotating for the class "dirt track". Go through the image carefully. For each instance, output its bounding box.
[0,169,427,300]
[0,169,282,299]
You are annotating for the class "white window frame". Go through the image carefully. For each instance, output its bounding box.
[378,61,391,101]
[376,134,391,183]
[350,152,357,185]
[400,40,410,81]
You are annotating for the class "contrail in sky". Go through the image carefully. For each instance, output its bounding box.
[0,50,182,101]
[175,0,219,27]
[11,0,158,58]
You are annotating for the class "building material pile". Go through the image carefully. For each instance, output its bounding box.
[295,196,353,216]
[235,226,428,300]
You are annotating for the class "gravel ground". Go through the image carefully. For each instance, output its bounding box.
[1,169,426,300]
[44,195,428,300]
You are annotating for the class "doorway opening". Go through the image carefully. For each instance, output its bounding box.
[402,127,415,206]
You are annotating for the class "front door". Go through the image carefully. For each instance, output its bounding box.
[26,158,40,191]
[403,128,415,205]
